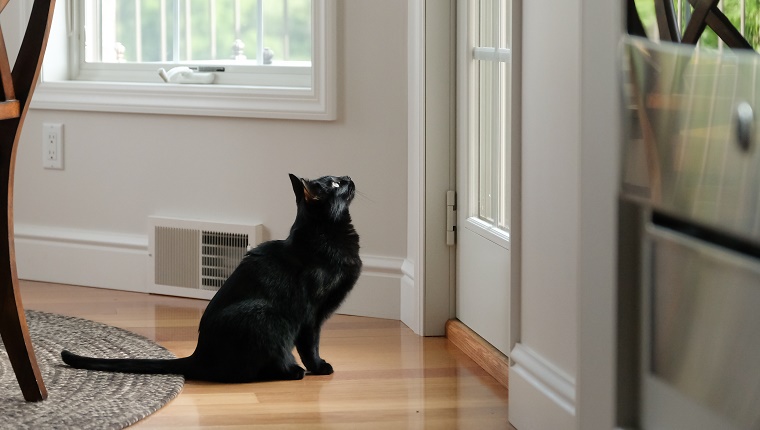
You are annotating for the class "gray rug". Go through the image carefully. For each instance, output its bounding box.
[0,310,184,429]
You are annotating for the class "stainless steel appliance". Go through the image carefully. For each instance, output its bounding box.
[619,37,760,430]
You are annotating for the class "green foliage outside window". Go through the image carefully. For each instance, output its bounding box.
[113,0,311,63]
[633,0,760,51]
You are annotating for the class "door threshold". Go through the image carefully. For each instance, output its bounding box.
[446,319,509,388]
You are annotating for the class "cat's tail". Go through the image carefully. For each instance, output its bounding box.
[61,350,193,376]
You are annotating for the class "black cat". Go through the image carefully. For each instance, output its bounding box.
[61,174,362,382]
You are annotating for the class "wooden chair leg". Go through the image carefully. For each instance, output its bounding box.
[0,0,56,402]
[0,127,46,402]
[0,279,47,402]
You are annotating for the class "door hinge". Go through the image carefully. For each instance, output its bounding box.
[446,190,457,246]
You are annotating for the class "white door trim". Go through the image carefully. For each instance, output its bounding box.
[404,0,456,336]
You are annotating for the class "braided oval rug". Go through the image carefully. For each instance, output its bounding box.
[0,310,184,429]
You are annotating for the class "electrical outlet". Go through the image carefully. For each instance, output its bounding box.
[42,123,63,170]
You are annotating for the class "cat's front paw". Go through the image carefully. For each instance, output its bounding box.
[311,360,334,375]
[286,364,306,380]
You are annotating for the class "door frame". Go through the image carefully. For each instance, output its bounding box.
[509,0,522,358]
[404,0,456,336]
[405,0,522,344]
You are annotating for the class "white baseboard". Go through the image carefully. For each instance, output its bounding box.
[399,259,421,334]
[339,255,403,320]
[15,224,150,293]
[509,343,576,430]
[14,224,404,320]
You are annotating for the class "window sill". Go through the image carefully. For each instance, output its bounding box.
[31,80,337,120]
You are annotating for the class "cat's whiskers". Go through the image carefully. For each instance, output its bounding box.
[354,191,375,204]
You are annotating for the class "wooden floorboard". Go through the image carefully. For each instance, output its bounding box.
[18,281,512,429]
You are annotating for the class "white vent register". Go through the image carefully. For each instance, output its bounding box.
[148,217,263,299]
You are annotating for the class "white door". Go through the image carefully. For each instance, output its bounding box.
[456,0,515,355]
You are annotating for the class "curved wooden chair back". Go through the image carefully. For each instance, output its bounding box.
[0,0,56,402]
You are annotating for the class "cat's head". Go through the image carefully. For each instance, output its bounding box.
[289,174,356,222]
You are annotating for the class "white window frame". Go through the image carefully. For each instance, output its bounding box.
[459,0,511,249]
[31,0,337,120]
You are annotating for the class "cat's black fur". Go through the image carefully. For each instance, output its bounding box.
[61,174,361,382]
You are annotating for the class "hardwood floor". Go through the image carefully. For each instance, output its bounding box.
[18,281,511,429]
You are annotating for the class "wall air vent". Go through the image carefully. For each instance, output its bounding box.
[148,217,263,300]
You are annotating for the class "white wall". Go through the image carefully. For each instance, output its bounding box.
[10,1,410,319]
[576,0,622,429]
[509,0,622,429]
[519,0,580,373]
[510,0,580,425]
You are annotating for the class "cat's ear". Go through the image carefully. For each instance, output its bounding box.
[289,173,315,203]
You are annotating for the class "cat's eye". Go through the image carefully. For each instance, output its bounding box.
[331,181,340,188]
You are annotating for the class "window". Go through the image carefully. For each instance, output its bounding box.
[33,0,336,119]
[79,0,311,86]
[468,0,510,239]
[634,0,760,51]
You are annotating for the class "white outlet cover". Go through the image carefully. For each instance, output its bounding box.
[42,123,63,170]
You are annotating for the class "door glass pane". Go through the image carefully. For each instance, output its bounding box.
[499,60,510,230]
[472,0,510,232]
[478,49,495,224]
